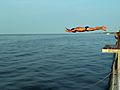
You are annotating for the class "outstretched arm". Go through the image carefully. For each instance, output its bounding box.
[86,26,106,31]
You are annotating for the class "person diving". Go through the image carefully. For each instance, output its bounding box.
[65,26,106,33]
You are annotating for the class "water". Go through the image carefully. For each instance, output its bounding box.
[0,33,115,90]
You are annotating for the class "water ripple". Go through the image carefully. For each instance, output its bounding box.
[0,34,113,90]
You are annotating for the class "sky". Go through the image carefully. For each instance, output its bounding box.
[0,0,120,34]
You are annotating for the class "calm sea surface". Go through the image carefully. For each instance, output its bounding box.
[0,33,115,90]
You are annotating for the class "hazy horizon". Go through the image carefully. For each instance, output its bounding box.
[0,0,120,34]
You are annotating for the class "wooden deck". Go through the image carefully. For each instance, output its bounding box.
[102,48,120,90]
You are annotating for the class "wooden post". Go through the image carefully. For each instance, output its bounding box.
[118,51,120,72]
[118,51,120,90]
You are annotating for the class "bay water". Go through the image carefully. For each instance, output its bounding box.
[0,33,115,90]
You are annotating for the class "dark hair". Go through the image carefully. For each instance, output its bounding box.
[85,26,89,31]
[85,26,89,28]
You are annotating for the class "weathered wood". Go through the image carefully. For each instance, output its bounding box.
[102,49,120,53]
[102,31,120,90]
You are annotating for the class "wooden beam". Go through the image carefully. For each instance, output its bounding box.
[102,49,120,53]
